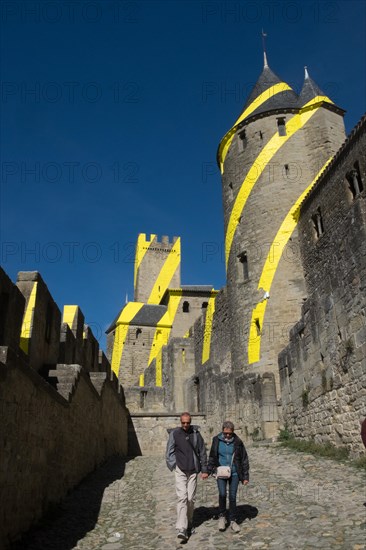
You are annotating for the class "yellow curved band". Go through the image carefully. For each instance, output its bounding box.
[247,156,333,364]
[147,238,181,304]
[134,233,156,292]
[148,292,182,369]
[20,282,38,354]
[225,96,332,270]
[201,293,217,364]
[219,82,293,172]
[111,302,144,375]
[63,305,78,330]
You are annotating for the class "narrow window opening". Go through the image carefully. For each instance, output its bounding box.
[140,390,148,409]
[228,182,234,200]
[347,162,364,198]
[238,251,249,281]
[259,131,263,140]
[255,318,261,335]
[354,161,363,188]
[202,302,208,309]
[193,376,200,411]
[311,208,324,239]
[239,129,247,151]
[277,117,286,136]
[284,164,289,173]
[183,301,190,313]
[136,328,142,339]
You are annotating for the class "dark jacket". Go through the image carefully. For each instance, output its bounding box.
[166,425,208,474]
[208,433,249,482]
[361,418,366,448]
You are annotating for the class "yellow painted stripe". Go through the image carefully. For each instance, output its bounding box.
[219,82,293,172]
[20,282,38,354]
[225,96,332,269]
[63,305,78,330]
[183,330,190,338]
[247,156,333,364]
[156,349,163,386]
[139,373,144,386]
[201,293,217,364]
[111,302,144,375]
[147,238,181,304]
[133,233,156,292]
[148,293,182,366]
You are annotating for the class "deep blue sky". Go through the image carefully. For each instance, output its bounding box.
[1,0,365,349]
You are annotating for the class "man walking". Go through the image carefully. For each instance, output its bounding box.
[166,412,208,541]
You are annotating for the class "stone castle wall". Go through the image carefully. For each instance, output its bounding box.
[128,413,207,456]
[279,118,366,456]
[184,286,279,441]
[0,267,129,547]
[168,291,214,339]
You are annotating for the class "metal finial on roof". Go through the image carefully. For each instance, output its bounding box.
[262,30,268,68]
[304,66,309,79]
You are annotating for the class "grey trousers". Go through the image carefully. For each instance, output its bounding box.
[174,466,198,530]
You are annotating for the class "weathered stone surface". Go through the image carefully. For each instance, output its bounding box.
[0,271,129,549]
[9,445,366,550]
[279,119,366,456]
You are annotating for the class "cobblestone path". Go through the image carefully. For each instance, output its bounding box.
[11,444,366,550]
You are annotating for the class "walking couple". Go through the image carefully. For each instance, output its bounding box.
[166,412,249,541]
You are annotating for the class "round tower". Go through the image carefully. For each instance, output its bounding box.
[219,57,346,391]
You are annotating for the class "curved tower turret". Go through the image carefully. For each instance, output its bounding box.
[219,58,346,391]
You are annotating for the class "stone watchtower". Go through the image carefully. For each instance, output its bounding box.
[218,55,346,391]
[106,234,182,386]
[134,234,181,304]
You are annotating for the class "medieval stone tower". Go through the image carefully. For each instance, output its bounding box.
[219,57,346,391]
[106,234,215,388]
[134,234,181,303]
[106,234,181,386]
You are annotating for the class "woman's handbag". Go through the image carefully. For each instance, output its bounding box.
[213,452,235,479]
[215,465,232,479]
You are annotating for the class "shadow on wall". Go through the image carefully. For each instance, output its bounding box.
[9,455,132,550]
[128,415,142,457]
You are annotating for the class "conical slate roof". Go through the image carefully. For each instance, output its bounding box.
[217,59,299,168]
[298,67,330,105]
[240,65,298,119]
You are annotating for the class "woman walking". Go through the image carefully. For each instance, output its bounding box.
[208,421,249,532]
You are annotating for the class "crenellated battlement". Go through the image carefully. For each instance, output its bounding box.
[0,265,130,547]
[138,233,179,248]
[133,234,181,304]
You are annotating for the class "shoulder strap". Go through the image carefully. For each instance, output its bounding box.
[187,432,199,458]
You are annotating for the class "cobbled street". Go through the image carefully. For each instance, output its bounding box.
[11,445,366,550]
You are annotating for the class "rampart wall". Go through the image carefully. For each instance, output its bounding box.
[0,267,129,548]
[128,413,207,456]
[279,118,366,456]
[188,287,279,441]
